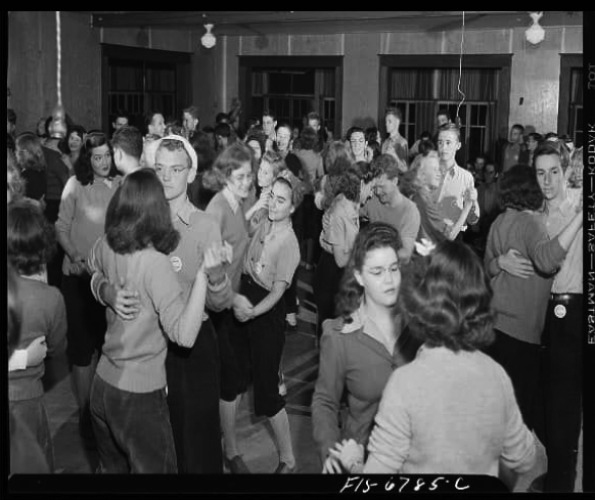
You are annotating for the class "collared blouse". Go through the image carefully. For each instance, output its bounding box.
[243,219,300,292]
[312,305,421,462]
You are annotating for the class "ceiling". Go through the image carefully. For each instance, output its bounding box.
[72,11,583,37]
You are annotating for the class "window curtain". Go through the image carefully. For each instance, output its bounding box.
[438,68,497,101]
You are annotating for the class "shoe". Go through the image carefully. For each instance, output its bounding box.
[274,461,297,474]
[224,455,251,474]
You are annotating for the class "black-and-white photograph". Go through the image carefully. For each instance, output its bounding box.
[6,10,592,495]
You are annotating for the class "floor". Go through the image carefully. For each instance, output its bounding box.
[38,266,582,491]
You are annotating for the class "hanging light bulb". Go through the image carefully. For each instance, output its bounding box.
[525,12,545,46]
[201,24,216,49]
[51,11,67,139]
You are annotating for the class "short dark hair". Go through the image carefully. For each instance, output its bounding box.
[420,130,432,140]
[438,124,461,141]
[190,130,217,173]
[436,109,451,120]
[336,222,403,318]
[7,108,17,126]
[262,110,276,121]
[533,140,570,171]
[346,126,365,143]
[385,106,402,121]
[372,153,401,181]
[511,123,525,133]
[111,126,143,160]
[8,199,57,276]
[214,122,232,138]
[105,168,180,255]
[298,126,319,151]
[498,164,544,211]
[75,132,115,185]
[144,111,163,134]
[113,110,129,122]
[307,111,321,124]
[401,240,494,352]
[215,112,229,124]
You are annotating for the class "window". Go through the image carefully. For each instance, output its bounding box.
[101,45,191,134]
[558,55,583,147]
[239,56,343,137]
[379,55,511,166]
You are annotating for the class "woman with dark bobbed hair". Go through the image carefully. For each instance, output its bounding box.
[312,222,420,473]
[87,168,218,473]
[330,240,536,484]
[55,131,121,447]
[484,164,582,433]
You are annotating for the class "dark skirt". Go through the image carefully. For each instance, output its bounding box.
[313,250,344,337]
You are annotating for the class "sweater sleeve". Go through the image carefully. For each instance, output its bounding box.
[524,215,566,274]
[46,287,68,358]
[311,323,347,462]
[55,177,78,240]
[202,216,234,312]
[498,367,536,473]
[364,371,411,473]
[144,253,200,348]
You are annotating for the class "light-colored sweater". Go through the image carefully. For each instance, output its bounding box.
[365,346,536,476]
[89,236,201,393]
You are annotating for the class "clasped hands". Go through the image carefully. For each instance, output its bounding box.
[322,439,364,474]
[106,241,230,321]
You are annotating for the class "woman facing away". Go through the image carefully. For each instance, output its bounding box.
[484,163,582,432]
[330,240,536,489]
[312,222,421,473]
[8,200,68,472]
[87,168,221,473]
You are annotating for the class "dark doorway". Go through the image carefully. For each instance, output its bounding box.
[239,56,343,137]
[101,45,191,135]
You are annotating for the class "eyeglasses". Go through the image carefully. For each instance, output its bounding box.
[230,172,254,184]
[155,164,190,177]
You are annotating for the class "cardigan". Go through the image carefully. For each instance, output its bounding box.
[365,345,536,476]
[312,308,420,462]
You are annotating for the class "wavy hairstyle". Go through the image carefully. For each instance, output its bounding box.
[15,132,46,172]
[336,222,403,320]
[8,199,57,276]
[498,164,544,211]
[75,132,116,186]
[202,142,253,192]
[105,168,180,255]
[401,240,494,352]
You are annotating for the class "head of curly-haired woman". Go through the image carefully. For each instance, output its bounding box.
[400,240,494,352]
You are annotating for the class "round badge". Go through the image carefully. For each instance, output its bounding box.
[554,304,566,319]
[170,256,183,273]
[255,262,263,275]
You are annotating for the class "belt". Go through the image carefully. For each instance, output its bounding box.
[550,293,582,303]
